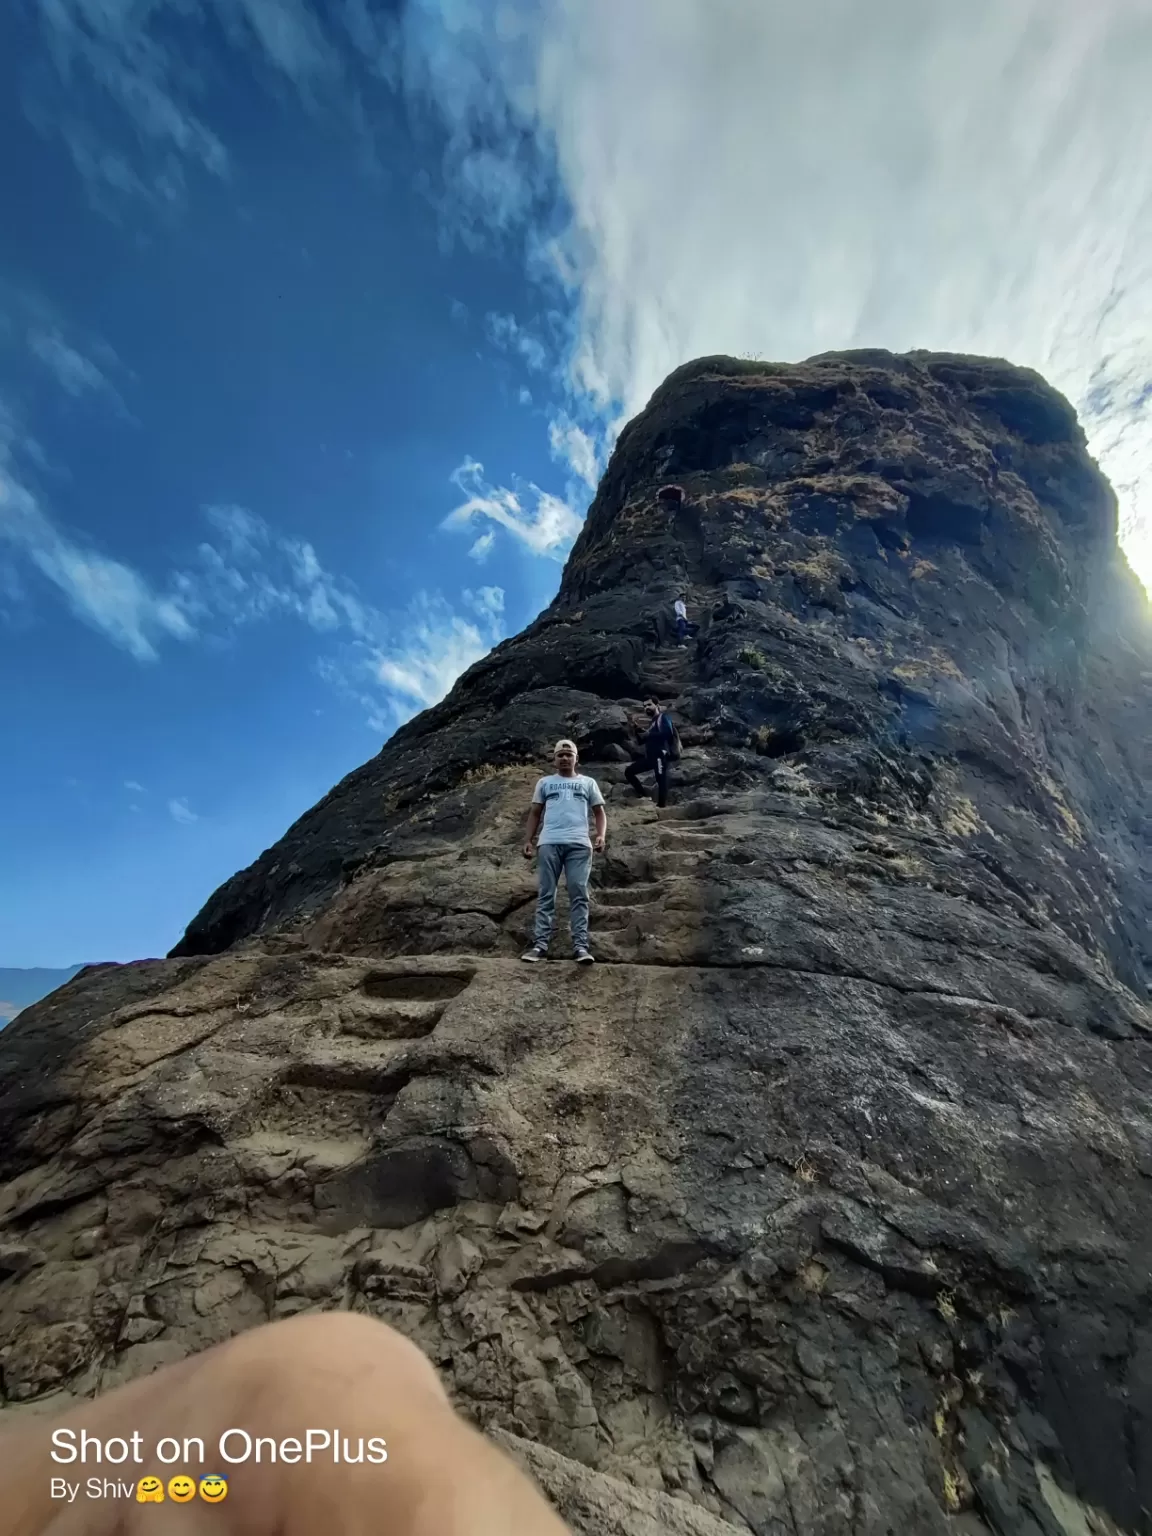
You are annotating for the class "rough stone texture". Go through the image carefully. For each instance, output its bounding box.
[493,1429,746,1534]
[2,351,1150,1536]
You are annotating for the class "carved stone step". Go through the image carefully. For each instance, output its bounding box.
[593,883,666,906]
[337,996,445,1040]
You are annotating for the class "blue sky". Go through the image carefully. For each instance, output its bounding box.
[0,1,597,965]
[3,0,1149,968]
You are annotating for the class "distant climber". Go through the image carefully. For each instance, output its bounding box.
[673,592,699,646]
[625,699,679,808]
[521,739,606,965]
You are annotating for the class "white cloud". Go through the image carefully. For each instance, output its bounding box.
[320,583,506,730]
[405,0,1152,592]
[189,508,507,730]
[485,312,549,373]
[28,330,116,400]
[124,779,145,792]
[32,537,192,660]
[442,456,582,561]
[0,398,497,732]
[55,129,152,209]
[0,446,195,661]
[179,506,375,640]
[31,0,229,202]
[369,586,505,724]
[168,797,198,825]
[0,447,376,663]
[204,503,269,559]
[26,0,386,205]
[216,0,340,84]
[464,584,504,622]
[468,530,495,563]
[547,413,602,491]
[0,288,128,411]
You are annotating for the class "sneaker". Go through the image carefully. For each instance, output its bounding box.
[520,946,547,963]
[574,948,596,965]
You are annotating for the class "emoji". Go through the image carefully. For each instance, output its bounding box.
[199,1475,229,1503]
[168,1475,196,1503]
[136,1478,165,1503]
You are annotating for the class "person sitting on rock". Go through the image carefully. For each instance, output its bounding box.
[673,593,699,646]
[624,700,676,808]
[521,739,606,965]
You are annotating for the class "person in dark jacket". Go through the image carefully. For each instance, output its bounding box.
[624,699,676,808]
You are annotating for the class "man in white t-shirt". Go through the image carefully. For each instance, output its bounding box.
[521,739,606,964]
[673,593,698,646]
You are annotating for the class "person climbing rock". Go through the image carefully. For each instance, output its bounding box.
[521,739,606,965]
[673,593,698,646]
[624,699,677,808]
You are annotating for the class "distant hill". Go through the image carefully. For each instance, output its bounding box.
[0,966,85,1028]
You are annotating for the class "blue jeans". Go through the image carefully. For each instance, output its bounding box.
[533,843,592,951]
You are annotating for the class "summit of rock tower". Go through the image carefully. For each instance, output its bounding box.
[1,351,1150,1536]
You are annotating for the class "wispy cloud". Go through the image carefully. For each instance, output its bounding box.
[0,441,195,661]
[1,285,129,414]
[485,312,549,373]
[2,421,505,730]
[547,413,603,492]
[370,586,505,726]
[464,584,504,622]
[203,503,268,559]
[216,0,341,85]
[372,597,496,714]
[442,457,582,561]
[175,504,373,640]
[0,433,349,657]
[28,330,117,402]
[124,780,145,793]
[30,0,229,204]
[318,583,506,731]
[167,797,198,825]
[404,0,1152,592]
[25,0,398,207]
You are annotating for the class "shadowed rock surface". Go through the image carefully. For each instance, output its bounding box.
[2,351,1150,1536]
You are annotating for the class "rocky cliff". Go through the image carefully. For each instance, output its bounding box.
[2,351,1150,1536]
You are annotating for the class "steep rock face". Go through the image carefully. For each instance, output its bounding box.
[2,352,1150,1536]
